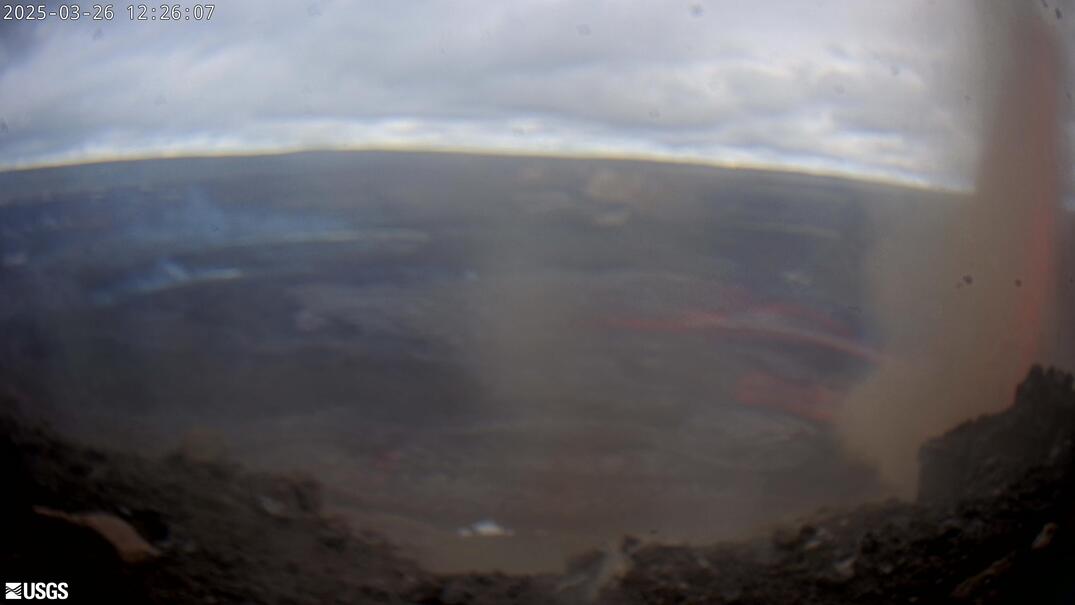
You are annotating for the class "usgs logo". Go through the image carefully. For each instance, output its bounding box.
[4,583,69,600]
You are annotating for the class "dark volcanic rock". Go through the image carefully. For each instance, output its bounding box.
[596,366,1075,605]
[3,366,1075,604]
[918,365,1075,505]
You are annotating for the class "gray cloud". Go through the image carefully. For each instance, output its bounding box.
[0,0,1071,188]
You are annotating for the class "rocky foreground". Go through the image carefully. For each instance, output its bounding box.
[3,366,1075,604]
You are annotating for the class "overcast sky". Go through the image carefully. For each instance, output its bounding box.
[0,0,1072,188]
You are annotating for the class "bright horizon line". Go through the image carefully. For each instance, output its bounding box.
[0,142,963,194]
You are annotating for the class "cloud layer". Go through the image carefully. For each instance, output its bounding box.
[0,0,1071,187]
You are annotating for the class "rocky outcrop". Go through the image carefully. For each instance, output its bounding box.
[918,365,1075,506]
[3,366,1075,604]
[595,366,1075,605]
